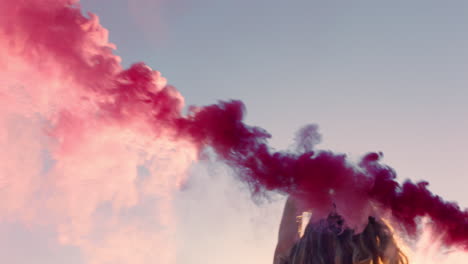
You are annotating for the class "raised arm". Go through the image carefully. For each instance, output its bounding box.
[273,196,301,264]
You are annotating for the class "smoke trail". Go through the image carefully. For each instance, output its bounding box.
[0,1,196,263]
[0,0,466,263]
[178,101,467,249]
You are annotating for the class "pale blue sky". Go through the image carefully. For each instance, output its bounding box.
[80,0,468,206]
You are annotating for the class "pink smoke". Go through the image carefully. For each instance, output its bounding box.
[0,0,466,263]
[0,1,196,263]
[179,103,468,249]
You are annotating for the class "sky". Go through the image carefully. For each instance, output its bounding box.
[79,0,468,204]
[1,0,467,263]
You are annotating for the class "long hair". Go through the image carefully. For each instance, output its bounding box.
[282,213,408,264]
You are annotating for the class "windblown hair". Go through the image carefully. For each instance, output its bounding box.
[282,213,408,264]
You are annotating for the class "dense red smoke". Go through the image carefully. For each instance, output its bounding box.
[0,1,466,261]
[178,102,468,249]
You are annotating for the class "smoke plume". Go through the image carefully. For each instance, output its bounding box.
[0,0,466,263]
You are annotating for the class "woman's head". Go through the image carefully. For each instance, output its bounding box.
[283,213,408,264]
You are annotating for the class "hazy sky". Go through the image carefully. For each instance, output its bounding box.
[81,1,468,262]
[1,1,467,264]
[80,0,468,205]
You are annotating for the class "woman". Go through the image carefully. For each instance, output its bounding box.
[273,196,408,264]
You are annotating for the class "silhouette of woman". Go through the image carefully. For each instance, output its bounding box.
[273,196,408,264]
